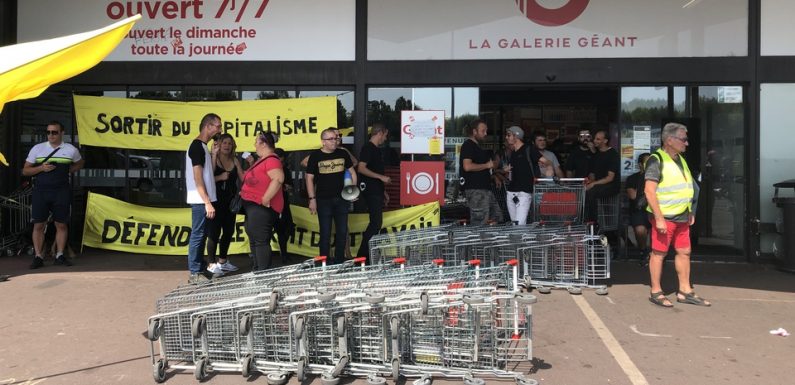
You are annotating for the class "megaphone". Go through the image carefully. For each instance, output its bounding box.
[341,170,360,201]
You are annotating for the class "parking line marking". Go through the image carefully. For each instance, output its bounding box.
[699,335,732,339]
[629,324,672,338]
[573,295,650,385]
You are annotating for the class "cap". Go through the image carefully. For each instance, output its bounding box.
[507,126,524,140]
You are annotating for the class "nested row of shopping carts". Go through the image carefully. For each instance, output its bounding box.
[147,257,539,385]
[370,222,610,295]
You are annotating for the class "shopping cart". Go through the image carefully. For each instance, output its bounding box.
[146,258,538,385]
[0,183,33,256]
[532,178,586,225]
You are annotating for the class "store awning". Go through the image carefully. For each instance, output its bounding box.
[0,14,140,112]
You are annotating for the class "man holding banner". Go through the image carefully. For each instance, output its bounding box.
[306,127,357,264]
[185,113,222,284]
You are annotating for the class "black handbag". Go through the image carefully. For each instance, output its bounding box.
[229,193,244,214]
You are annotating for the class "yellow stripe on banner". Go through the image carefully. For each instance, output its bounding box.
[73,95,338,152]
[81,192,441,257]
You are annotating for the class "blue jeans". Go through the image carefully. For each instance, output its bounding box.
[317,196,349,264]
[189,204,208,274]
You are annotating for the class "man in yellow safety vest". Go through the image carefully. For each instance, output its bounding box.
[644,122,710,308]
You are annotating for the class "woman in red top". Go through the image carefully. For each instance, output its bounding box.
[240,132,284,270]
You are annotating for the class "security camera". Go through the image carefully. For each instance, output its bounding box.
[545,73,557,82]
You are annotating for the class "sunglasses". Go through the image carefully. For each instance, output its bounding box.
[47,130,61,135]
[673,136,689,143]
[258,132,279,146]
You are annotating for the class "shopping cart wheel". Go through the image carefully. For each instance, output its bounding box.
[294,316,305,340]
[595,288,609,296]
[391,357,400,379]
[537,287,552,294]
[366,374,387,384]
[321,372,341,385]
[364,292,385,304]
[514,293,538,304]
[390,316,400,339]
[239,312,253,336]
[241,354,254,377]
[463,374,485,385]
[413,373,432,385]
[335,316,347,337]
[515,375,539,385]
[266,372,288,385]
[191,315,206,338]
[567,287,582,295]
[420,292,429,314]
[297,357,308,381]
[523,277,533,291]
[25,246,35,256]
[462,294,485,305]
[147,318,163,341]
[194,356,209,381]
[152,358,167,383]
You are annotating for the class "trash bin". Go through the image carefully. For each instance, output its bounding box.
[773,179,795,273]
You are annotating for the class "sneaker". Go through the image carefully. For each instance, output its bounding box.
[188,273,209,284]
[53,255,73,266]
[207,263,225,278]
[218,261,238,272]
[29,257,44,269]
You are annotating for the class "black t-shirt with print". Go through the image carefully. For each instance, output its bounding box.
[459,139,491,190]
[358,141,385,195]
[306,148,353,199]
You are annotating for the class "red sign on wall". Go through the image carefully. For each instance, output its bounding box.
[400,161,445,206]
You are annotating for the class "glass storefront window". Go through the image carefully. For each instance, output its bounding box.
[696,86,745,251]
[619,87,668,178]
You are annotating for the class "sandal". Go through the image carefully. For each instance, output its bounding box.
[677,291,711,307]
[649,291,673,308]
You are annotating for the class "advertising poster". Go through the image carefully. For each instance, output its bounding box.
[400,110,445,155]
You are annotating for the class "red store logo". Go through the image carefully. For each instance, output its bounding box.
[515,0,589,26]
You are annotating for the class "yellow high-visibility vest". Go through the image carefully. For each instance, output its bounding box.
[647,149,694,216]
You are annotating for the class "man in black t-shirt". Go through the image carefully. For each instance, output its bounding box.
[565,128,595,178]
[584,128,620,223]
[356,123,391,260]
[502,126,552,225]
[459,119,502,224]
[306,127,357,264]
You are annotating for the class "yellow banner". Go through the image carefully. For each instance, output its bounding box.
[73,95,337,152]
[82,192,440,258]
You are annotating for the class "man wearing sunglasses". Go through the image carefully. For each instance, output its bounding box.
[645,122,709,308]
[22,121,84,269]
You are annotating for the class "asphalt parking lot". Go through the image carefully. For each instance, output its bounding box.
[0,250,793,385]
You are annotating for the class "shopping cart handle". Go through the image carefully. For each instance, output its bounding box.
[353,257,367,264]
[314,255,328,262]
[392,257,407,264]
[467,259,481,266]
[432,258,445,266]
[505,259,518,266]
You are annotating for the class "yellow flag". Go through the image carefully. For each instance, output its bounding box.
[0,15,140,111]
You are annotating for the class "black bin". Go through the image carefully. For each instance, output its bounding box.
[773,179,795,273]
